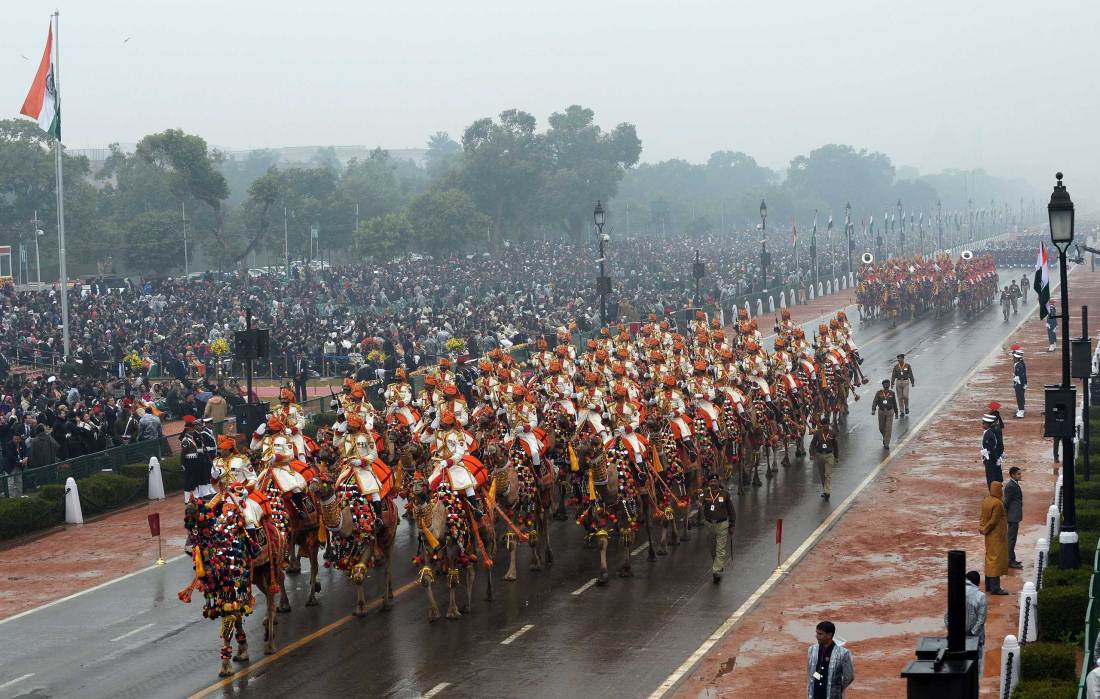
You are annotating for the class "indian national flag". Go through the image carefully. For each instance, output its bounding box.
[1034,242,1050,318]
[19,24,60,140]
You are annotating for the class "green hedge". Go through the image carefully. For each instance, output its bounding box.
[1019,641,1078,681]
[1012,678,1080,698]
[1037,583,1090,642]
[76,473,144,515]
[1042,566,1093,588]
[1075,506,1100,532]
[35,483,66,506]
[116,460,183,493]
[0,495,63,540]
[1050,530,1100,561]
[0,457,186,542]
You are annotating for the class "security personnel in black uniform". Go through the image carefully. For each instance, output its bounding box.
[1012,348,1027,418]
[198,418,219,473]
[701,473,735,583]
[981,412,1004,488]
[180,415,202,502]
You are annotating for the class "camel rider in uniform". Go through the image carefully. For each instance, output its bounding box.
[339,413,394,534]
[435,357,456,386]
[870,380,899,449]
[981,413,1004,488]
[607,383,649,477]
[427,411,488,517]
[541,359,576,417]
[383,367,420,431]
[505,386,548,470]
[575,371,610,439]
[701,473,735,583]
[891,353,915,417]
[774,308,797,340]
[530,338,554,372]
[686,359,721,438]
[210,433,257,488]
[655,373,695,448]
[417,374,444,415]
[436,384,469,428]
[474,360,501,407]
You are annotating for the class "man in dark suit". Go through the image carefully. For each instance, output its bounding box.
[1004,467,1024,568]
[294,354,309,403]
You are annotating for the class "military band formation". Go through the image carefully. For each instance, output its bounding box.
[177,249,997,676]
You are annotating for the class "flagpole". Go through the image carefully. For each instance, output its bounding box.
[51,10,71,361]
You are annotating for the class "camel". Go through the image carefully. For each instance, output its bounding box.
[408,475,496,622]
[181,496,285,677]
[483,441,554,581]
[574,435,658,585]
[322,486,399,616]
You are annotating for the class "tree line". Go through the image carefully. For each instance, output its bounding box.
[0,107,1036,279]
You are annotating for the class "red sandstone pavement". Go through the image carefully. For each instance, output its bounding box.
[674,272,1090,698]
[0,289,858,625]
[0,496,187,621]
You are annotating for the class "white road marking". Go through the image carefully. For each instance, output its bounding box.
[110,622,155,642]
[571,578,598,596]
[0,674,34,690]
[500,624,535,645]
[422,682,451,698]
[0,554,186,627]
[649,287,1049,698]
[631,542,650,556]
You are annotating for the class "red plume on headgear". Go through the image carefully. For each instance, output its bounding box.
[988,401,1001,412]
[1010,344,1021,351]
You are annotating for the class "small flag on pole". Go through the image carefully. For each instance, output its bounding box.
[1034,242,1051,318]
[19,23,61,140]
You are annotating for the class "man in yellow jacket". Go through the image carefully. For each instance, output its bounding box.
[980,481,1009,595]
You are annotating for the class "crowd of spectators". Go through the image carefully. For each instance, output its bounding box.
[0,228,1018,487]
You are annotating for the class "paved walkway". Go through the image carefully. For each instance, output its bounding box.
[674,269,1091,697]
[0,496,187,621]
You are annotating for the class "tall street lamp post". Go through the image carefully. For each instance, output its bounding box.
[594,200,609,326]
[897,200,904,256]
[1049,173,1080,569]
[760,200,769,292]
[937,199,943,251]
[845,202,853,274]
[810,210,819,289]
[693,250,705,307]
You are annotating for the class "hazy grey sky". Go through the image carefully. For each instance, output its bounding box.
[4,0,1097,200]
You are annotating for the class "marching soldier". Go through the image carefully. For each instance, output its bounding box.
[1008,279,1021,315]
[809,415,840,500]
[870,380,899,449]
[891,353,916,417]
[701,473,735,583]
[981,412,1004,488]
[1011,346,1027,418]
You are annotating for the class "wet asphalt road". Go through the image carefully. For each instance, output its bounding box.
[0,271,1029,699]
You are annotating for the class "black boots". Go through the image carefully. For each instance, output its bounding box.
[986,576,1009,595]
[370,499,386,535]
